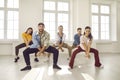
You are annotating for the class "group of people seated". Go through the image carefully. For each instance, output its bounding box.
[14,22,103,71]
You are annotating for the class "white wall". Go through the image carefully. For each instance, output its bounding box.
[72,0,90,32]
[0,0,120,55]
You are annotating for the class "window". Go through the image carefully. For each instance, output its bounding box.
[0,11,4,39]
[43,0,70,40]
[0,0,4,7]
[91,4,110,40]
[7,11,19,39]
[0,0,19,40]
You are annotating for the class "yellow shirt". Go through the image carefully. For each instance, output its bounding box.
[22,32,32,43]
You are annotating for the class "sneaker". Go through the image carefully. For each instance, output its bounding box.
[34,58,39,62]
[69,63,73,69]
[20,66,31,71]
[96,64,104,68]
[53,65,61,70]
[14,57,20,62]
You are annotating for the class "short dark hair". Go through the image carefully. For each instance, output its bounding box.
[85,26,91,30]
[38,23,45,27]
[59,25,63,28]
[77,27,81,31]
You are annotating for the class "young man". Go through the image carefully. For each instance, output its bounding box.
[20,23,61,71]
[53,25,72,59]
[72,28,82,49]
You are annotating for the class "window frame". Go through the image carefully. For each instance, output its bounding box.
[0,0,19,41]
[43,0,70,40]
[91,3,111,41]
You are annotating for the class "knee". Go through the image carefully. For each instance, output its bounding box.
[15,46,18,49]
[53,48,59,55]
[23,49,27,56]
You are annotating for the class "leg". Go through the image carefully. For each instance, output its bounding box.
[71,44,77,49]
[89,48,101,67]
[14,43,26,62]
[28,41,39,62]
[69,46,84,69]
[23,48,39,66]
[63,43,72,57]
[45,46,59,65]
[15,43,26,56]
[45,46,61,69]
[34,52,39,62]
[21,48,39,71]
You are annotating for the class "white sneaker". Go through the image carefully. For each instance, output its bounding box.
[99,64,104,68]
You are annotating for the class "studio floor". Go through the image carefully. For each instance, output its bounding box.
[0,53,120,80]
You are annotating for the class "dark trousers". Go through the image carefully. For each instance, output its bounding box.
[69,46,101,68]
[23,46,59,65]
[15,41,37,57]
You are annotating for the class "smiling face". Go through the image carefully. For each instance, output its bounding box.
[27,29,33,34]
[77,29,81,35]
[84,28,91,37]
[38,24,44,32]
[58,26,63,33]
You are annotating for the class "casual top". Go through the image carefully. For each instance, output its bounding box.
[30,31,50,49]
[73,34,81,46]
[80,35,91,50]
[55,33,66,45]
[22,32,32,43]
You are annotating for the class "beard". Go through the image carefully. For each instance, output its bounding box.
[39,29,44,34]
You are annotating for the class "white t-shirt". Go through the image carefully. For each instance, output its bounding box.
[80,35,91,50]
[55,33,66,45]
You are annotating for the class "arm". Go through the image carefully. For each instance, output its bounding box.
[84,40,92,58]
[82,43,91,58]
[82,43,88,52]
[87,40,92,54]
[30,32,40,48]
[80,36,90,58]
[22,33,29,47]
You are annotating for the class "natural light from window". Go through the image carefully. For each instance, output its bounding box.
[92,4,110,40]
[43,0,69,40]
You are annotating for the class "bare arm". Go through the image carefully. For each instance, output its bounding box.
[87,40,92,54]
[82,43,88,53]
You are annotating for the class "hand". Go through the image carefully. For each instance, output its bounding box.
[86,54,90,59]
[85,52,90,59]
[26,45,29,48]
[38,47,42,51]
[37,51,45,56]
[61,48,64,52]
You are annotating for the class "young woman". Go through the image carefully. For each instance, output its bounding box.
[69,26,103,69]
[14,27,39,62]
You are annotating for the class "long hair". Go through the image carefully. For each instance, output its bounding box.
[25,27,33,35]
[84,26,93,40]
